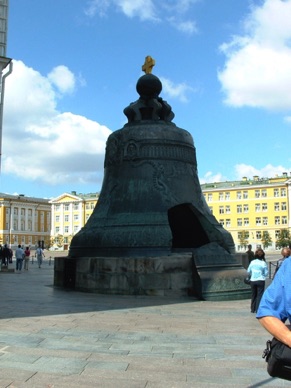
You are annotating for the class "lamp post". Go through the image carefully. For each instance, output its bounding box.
[0,1,12,176]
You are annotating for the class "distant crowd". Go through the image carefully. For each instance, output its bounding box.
[0,244,45,272]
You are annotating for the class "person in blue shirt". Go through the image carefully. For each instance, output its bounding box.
[274,247,290,277]
[247,248,268,313]
[257,257,291,347]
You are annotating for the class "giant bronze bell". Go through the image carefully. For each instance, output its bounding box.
[70,57,234,258]
[65,57,250,300]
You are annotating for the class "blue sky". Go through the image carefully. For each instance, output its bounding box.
[1,0,291,199]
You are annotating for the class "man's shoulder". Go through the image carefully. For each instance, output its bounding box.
[280,257,291,271]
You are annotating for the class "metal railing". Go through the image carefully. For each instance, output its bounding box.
[268,261,277,279]
[31,255,53,266]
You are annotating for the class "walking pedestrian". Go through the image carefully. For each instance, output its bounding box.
[36,246,45,268]
[23,246,30,270]
[15,244,24,272]
[247,248,268,314]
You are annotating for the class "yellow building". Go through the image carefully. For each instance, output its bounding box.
[201,174,291,252]
[49,191,99,250]
[0,192,51,249]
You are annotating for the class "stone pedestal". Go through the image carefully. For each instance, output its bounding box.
[54,247,251,301]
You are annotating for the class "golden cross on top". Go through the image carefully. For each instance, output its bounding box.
[142,55,155,74]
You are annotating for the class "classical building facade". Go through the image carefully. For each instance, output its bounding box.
[201,174,291,251]
[0,193,51,249]
[3,173,291,253]
[49,192,99,250]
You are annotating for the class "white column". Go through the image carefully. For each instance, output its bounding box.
[287,181,291,228]
[50,203,55,236]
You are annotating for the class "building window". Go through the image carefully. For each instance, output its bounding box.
[225,192,230,200]
[243,204,249,213]
[208,194,212,202]
[219,192,223,201]
[86,214,90,221]
[281,202,287,211]
[282,216,287,225]
[219,219,224,226]
[56,215,60,222]
[256,217,261,226]
[261,189,267,197]
[74,214,79,221]
[13,221,18,230]
[274,189,279,197]
[225,206,231,214]
[237,205,242,213]
[256,231,262,239]
[21,221,25,231]
[64,215,69,222]
[274,202,280,211]
[73,203,79,210]
[237,218,242,227]
[21,208,25,216]
[64,204,69,211]
[237,191,242,200]
[244,218,249,226]
[262,203,268,211]
[255,190,260,198]
[209,207,213,214]
[55,205,60,211]
[255,203,261,212]
[14,207,18,215]
[243,191,248,199]
[64,226,69,233]
[28,209,32,216]
[281,188,286,197]
[219,206,224,214]
[90,203,95,209]
[262,217,268,225]
[55,227,60,233]
[275,230,280,238]
[226,219,231,227]
[74,226,79,232]
[275,216,280,225]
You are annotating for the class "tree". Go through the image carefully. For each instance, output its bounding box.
[275,229,291,249]
[56,234,64,248]
[44,236,51,249]
[261,231,272,249]
[238,230,249,249]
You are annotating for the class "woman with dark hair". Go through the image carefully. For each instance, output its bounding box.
[247,248,268,313]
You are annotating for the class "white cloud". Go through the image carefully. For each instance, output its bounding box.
[234,163,291,180]
[47,65,76,94]
[218,0,291,111]
[199,164,291,184]
[84,0,110,17]
[2,60,111,185]
[168,17,197,35]
[160,76,194,103]
[116,0,158,21]
[84,0,198,33]
[199,171,227,184]
[85,0,158,21]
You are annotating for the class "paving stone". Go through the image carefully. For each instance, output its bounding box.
[0,262,284,387]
